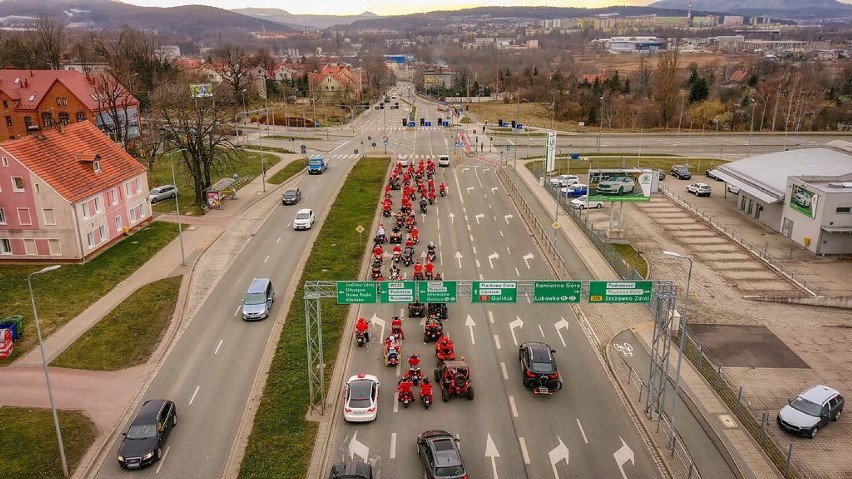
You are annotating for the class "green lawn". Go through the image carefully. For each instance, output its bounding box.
[0,406,97,479]
[527,156,724,176]
[238,156,389,478]
[268,160,306,185]
[0,221,179,364]
[612,244,649,279]
[51,276,182,370]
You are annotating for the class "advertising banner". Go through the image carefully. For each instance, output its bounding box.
[789,184,817,218]
[588,169,653,202]
[545,131,557,172]
[190,83,214,98]
[206,190,221,209]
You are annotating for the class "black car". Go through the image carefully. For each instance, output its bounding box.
[118,399,177,469]
[705,169,723,181]
[328,461,374,478]
[519,342,562,395]
[670,164,692,180]
[416,430,467,479]
[282,187,302,205]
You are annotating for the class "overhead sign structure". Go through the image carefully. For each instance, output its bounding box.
[337,281,378,304]
[472,281,518,303]
[588,281,653,303]
[379,281,416,303]
[417,281,458,303]
[533,281,581,303]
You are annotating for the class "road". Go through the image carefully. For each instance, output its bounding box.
[326,93,660,478]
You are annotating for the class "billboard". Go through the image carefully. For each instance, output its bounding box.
[190,83,214,98]
[789,184,817,218]
[588,169,653,202]
[545,131,557,172]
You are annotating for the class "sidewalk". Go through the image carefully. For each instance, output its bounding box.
[501,155,779,478]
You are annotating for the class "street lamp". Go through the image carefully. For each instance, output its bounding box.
[747,98,757,156]
[338,104,355,133]
[28,265,69,478]
[662,250,693,450]
[597,96,604,153]
[169,149,187,265]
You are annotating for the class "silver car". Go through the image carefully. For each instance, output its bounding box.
[596,177,635,195]
[148,185,178,204]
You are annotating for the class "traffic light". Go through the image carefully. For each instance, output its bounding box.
[511,120,516,128]
[498,118,503,127]
[380,103,385,109]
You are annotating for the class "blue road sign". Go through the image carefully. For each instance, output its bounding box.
[506,145,512,151]
[407,122,416,127]
[425,121,431,127]
[516,124,524,129]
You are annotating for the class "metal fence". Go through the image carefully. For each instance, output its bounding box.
[660,185,819,297]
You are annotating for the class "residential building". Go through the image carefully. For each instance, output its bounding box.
[422,67,455,90]
[307,65,365,103]
[0,122,150,261]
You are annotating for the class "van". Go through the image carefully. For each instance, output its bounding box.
[242,278,275,321]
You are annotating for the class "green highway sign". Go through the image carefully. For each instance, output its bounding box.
[417,281,458,303]
[588,281,653,303]
[379,281,416,303]
[533,281,581,303]
[471,281,518,303]
[337,281,377,304]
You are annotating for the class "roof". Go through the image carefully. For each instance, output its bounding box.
[714,148,852,203]
[0,122,147,203]
[0,69,137,112]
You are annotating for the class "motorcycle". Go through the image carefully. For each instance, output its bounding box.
[355,330,367,347]
[403,249,414,267]
[376,233,386,244]
[413,271,424,281]
[420,202,428,214]
[405,366,424,386]
[371,265,382,280]
[425,271,433,280]
[398,389,415,408]
[419,381,433,409]
[440,187,446,197]
[392,252,402,264]
[382,207,391,217]
[426,250,436,263]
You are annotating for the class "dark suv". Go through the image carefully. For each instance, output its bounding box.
[417,430,468,478]
[118,399,177,469]
[281,187,302,205]
[670,165,692,179]
[519,342,562,395]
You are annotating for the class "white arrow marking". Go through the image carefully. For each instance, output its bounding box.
[371,314,386,343]
[448,212,455,224]
[509,316,523,346]
[488,252,499,269]
[613,437,635,479]
[475,213,485,224]
[421,250,428,259]
[504,214,513,224]
[455,251,463,268]
[491,186,498,194]
[522,253,534,269]
[349,431,370,462]
[483,168,491,172]
[554,317,570,347]
[461,167,469,173]
[467,186,474,194]
[465,315,476,345]
[485,433,501,479]
[548,436,570,479]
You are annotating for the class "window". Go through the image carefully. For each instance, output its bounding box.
[56,97,61,106]
[49,239,61,256]
[62,97,68,106]
[98,224,106,241]
[1,238,11,254]
[94,197,102,214]
[59,112,70,125]
[42,208,56,225]
[12,177,24,191]
[837,207,851,214]
[2,156,7,166]
[0,208,5,224]
[2,100,7,108]
[82,202,90,219]
[76,112,87,122]
[124,181,131,197]
[24,116,32,128]
[4,116,10,127]
[17,208,31,225]
[115,215,123,232]
[42,112,53,127]
[93,159,101,173]
[87,231,94,249]
[110,188,118,205]
[24,239,36,256]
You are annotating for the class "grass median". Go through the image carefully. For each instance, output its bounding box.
[0,221,179,364]
[51,276,182,370]
[238,156,389,478]
[1,406,97,479]
[268,160,306,185]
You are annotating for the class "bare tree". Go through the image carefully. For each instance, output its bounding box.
[635,55,653,99]
[654,50,680,129]
[92,71,139,146]
[212,43,257,104]
[34,14,66,70]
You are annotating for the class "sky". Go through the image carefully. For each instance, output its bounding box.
[118,0,654,16]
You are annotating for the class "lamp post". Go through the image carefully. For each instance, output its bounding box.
[28,265,69,478]
[597,96,604,153]
[338,104,355,133]
[240,89,248,146]
[747,98,757,156]
[662,250,693,450]
[169,148,187,265]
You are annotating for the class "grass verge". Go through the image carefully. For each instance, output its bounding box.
[51,276,182,370]
[611,244,648,279]
[246,145,295,154]
[238,156,389,478]
[0,406,97,479]
[0,221,179,364]
[268,160,306,185]
[526,156,724,175]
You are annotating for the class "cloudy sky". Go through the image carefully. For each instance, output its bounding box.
[121,0,658,16]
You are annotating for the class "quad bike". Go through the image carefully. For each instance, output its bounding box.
[424,317,443,342]
[434,360,475,402]
[427,303,448,320]
[408,301,426,318]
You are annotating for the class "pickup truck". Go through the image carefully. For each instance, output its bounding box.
[308,155,328,174]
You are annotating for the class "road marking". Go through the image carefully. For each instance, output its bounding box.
[264,255,270,264]
[475,259,481,268]
[504,214,513,224]
[455,251,463,268]
[472,246,477,254]
[393,392,399,413]
[488,310,494,324]
[395,362,401,376]
[276,236,282,244]
[469,235,474,242]
[614,437,635,479]
[287,222,292,228]
[214,339,223,355]
[549,436,570,478]
[465,315,476,344]
[154,446,170,474]
[467,224,471,231]
[233,305,241,317]
[518,437,530,464]
[189,385,200,405]
[577,419,588,444]
[438,233,442,246]
[437,218,441,230]
[515,267,520,277]
[538,324,545,337]
[485,433,500,478]
[475,213,484,224]
[555,318,570,347]
[506,246,511,255]
[390,432,397,459]
[509,317,523,346]
[501,362,508,380]
[493,215,497,222]
[493,334,501,350]
[522,253,534,269]
[488,252,499,268]
[479,273,484,280]
[499,230,504,237]
[613,342,634,357]
[509,395,518,417]
[349,432,370,462]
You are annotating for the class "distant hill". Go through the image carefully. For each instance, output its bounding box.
[232,8,379,30]
[0,0,291,35]
[650,0,852,17]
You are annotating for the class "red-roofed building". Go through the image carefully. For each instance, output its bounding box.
[0,69,140,143]
[0,122,150,261]
[308,64,365,103]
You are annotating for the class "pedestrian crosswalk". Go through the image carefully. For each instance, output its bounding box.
[328,154,452,160]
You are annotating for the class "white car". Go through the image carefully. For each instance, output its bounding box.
[397,155,410,167]
[686,183,712,197]
[793,190,812,207]
[148,185,178,204]
[343,374,380,423]
[570,195,605,209]
[777,385,844,438]
[596,177,635,195]
[293,208,315,230]
[550,174,580,188]
[437,155,450,167]
[727,184,740,194]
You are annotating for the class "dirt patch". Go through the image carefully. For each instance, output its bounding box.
[688,324,810,369]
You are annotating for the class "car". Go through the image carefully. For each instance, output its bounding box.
[570,195,605,209]
[281,187,302,205]
[343,374,380,423]
[242,278,275,321]
[519,342,562,395]
[148,185,178,204]
[706,169,723,181]
[670,165,692,180]
[777,385,844,438]
[727,184,740,194]
[438,155,450,167]
[686,183,712,197]
[397,155,410,167]
[293,208,315,230]
[793,190,812,207]
[596,176,635,195]
[118,399,177,469]
[560,183,588,198]
[416,430,468,479]
[328,461,374,479]
[549,174,580,188]
[654,168,666,181]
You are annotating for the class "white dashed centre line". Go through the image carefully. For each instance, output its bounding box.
[509,395,519,417]
[276,237,282,244]
[214,339,223,355]
[538,324,545,337]
[472,246,477,254]
[577,418,589,444]
[518,437,530,464]
[189,385,200,405]
[264,255,270,264]
[494,335,501,350]
[393,393,399,413]
[488,311,495,324]
[390,432,397,459]
[233,305,241,317]
[501,362,509,380]
[506,246,511,255]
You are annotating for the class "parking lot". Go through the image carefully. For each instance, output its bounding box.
[580,173,852,478]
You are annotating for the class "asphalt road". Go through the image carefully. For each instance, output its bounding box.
[92,105,390,478]
[327,94,659,478]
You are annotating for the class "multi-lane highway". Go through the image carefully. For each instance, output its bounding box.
[325,94,660,478]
